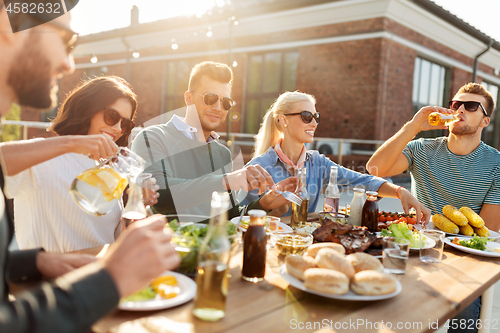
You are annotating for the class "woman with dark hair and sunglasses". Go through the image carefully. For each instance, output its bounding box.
[3,76,156,252]
[243,91,430,220]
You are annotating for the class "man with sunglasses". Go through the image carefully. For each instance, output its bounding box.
[132,61,295,220]
[367,82,499,333]
[0,5,180,332]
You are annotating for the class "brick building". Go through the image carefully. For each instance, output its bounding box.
[25,0,500,154]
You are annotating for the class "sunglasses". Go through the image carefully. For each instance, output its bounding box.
[103,108,135,134]
[192,92,235,111]
[448,100,488,117]
[284,111,320,124]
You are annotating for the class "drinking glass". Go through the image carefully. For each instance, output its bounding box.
[419,230,445,263]
[137,172,156,203]
[383,237,410,274]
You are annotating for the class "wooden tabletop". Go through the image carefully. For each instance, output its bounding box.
[82,217,500,333]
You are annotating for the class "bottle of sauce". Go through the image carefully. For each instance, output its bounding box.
[324,166,340,214]
[193,192,231,321]
[428,112,459,126]
[349,188,365,226]
[291,167,309,228]
[242,209,267,283]
[361,191,379,232]
[120,177,147,233]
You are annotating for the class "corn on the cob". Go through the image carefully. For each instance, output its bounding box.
[442,205,468,226]
[459,207,485,228]
[432,214,459,234]
[473,226,490,238]
[459,224,474,236]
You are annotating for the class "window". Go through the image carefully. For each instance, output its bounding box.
[163,59,198,113]
[243,51,298,133]
[412,57,449,138]
[481,81,499,148]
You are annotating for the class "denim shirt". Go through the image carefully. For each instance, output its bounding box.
[241,148,387,215]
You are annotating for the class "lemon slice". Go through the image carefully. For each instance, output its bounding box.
[77,167,128,201]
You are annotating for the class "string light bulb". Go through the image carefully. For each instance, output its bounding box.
[172,43,178,50]
[90,54,98,63]
[232,61,238,67]
[206,30,212,37]
[132,51,140,58]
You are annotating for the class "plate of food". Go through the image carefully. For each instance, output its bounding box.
[294,222,321,235]
[378,223,435,251]
[427,206,500,238]
[230,216,293,234]
[444,236,500,258]
[119,271,197,311]
[279,264,402,301]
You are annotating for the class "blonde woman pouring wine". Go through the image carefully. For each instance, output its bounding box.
[242,91,430,223]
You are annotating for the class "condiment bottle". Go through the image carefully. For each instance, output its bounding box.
[324,166,340,214]
[349,188,365,226]
[242,209,267,283]
[361,191,379,232]
[428,112,459,126]
[120,177,147,232]
[193,192,231,322]
[290,167,309,228]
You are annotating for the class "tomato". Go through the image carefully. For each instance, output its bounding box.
[407,217,417,225]
[399,216,407,223]
[379,215,386,222]
[385,215,393,222]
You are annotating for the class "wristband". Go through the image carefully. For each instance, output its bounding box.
[396,186,404,199]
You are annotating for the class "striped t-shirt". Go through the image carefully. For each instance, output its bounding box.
[402,137,500,215]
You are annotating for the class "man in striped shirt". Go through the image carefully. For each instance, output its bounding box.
[367,83,500,232]
[367,82,499,333]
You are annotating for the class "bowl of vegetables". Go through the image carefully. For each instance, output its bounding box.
[168,217,241,276]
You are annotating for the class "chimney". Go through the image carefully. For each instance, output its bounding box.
[131,6,139,26]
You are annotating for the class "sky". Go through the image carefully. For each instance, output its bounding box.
[70,0,500,42]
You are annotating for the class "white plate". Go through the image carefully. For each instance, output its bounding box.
[279,265,402,301]
[427,220,500,238]
[230,216,293,234]
[118,271,197,311]
[444,237,500,258]
[375,232,436,251]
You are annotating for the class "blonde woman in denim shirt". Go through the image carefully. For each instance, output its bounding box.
[242,91,430,222]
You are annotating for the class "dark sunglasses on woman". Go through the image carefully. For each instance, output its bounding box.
[103,108,135,134]
[448,100,488,117]
[192,92,235,111]
[284,110,320,124]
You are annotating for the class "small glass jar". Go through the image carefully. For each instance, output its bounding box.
[242,209,267,283]
[361,191,379,232]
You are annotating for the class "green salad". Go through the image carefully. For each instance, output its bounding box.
[380,223,423,248]
[121,286,156,303]
[457,234,488,251]
[169,220,238,275]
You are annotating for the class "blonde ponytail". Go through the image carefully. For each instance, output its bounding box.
[253,91,316,158]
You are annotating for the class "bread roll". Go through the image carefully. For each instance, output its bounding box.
[285,255,316,281]
[345,252,383,273]
[315,248,355,279]
[351,271,397,296]
[304,268,349,295]
[305,243,345,257]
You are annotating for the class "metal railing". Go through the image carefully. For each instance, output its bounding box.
[3,121,384,165]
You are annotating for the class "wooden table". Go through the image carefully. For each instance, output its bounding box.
[83,218,500,333]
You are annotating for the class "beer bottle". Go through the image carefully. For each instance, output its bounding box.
[193,192,230,322]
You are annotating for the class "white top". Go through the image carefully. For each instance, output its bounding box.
[4,149,122,253]
[170,114,220,142]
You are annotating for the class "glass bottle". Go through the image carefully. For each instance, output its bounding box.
[428,112,459,126]
[242,209,267,283]
[361,191,379,232]
[120,177,147,233]
[193,192,231,322]
[349,188,365,226]
[290,167,309,228]
[324,166,340,214]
